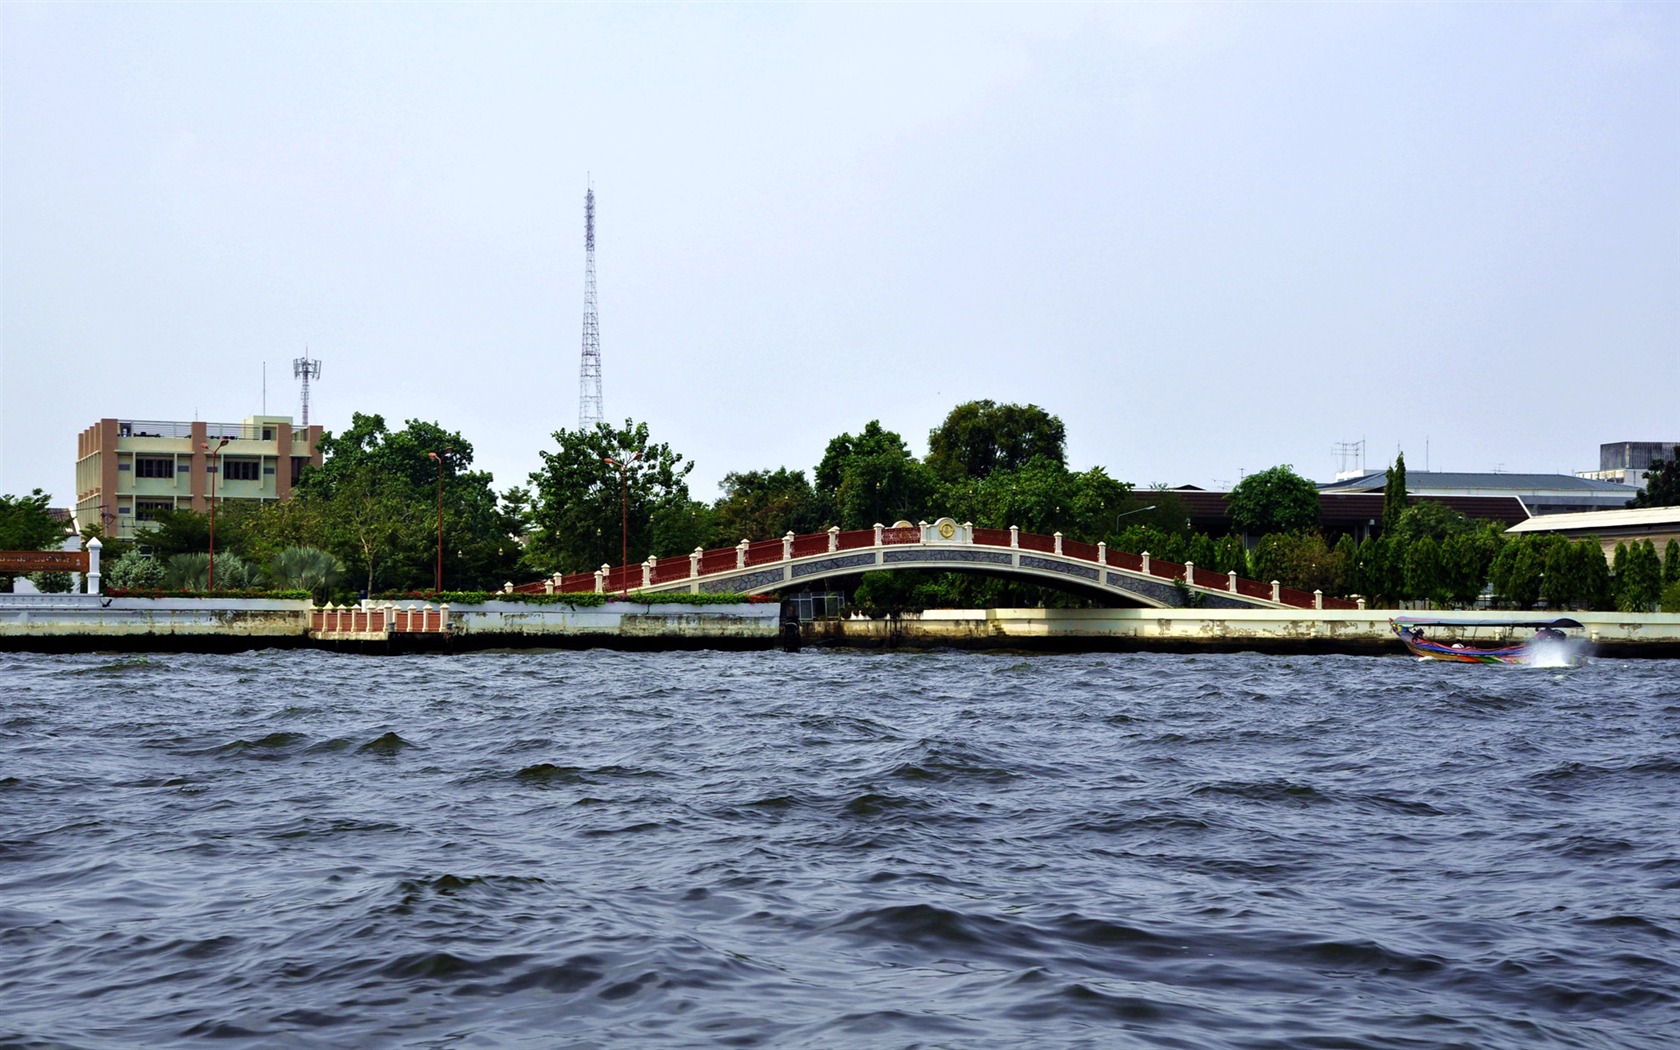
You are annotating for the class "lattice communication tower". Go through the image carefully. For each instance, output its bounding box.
[293,353,322,427]
[578,185,603,429]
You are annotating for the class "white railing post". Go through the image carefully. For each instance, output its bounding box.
[86,537,102,595]
[962,522,974,545]
[736,540,749,569]
[828,526,840,552]
[439,603,450,632]
[1314,590,1323,610]
[1141,550,1150,574]
[691,547,703,579]
[642,558,653,589]
[873,523,884,546]
[1097,541,1107,566]
[1356,596,1367,610]
[1184,561,1195,585]
[503,582,513,594]
[596,566,607,594]
[1228,570,1238,593]
[1271,580,1281,603]
[1053,531,1063,555]
[1009,526,1019,549]
[544,579,555,594]
[784,532,795,560]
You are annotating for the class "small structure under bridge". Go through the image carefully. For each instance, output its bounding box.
[513,518,1359,612]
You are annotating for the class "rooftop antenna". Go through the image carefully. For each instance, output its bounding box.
[1332,439,1366,481]
[578,179,604,429]
[293,350,322,427]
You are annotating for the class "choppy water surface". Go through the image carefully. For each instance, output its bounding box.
[2,650,1676,1049]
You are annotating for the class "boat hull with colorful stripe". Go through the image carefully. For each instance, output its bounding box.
[1389,617,1587,667]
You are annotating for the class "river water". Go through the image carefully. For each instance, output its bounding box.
[1,649,1675,1049]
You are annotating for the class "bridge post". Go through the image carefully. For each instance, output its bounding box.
[86,537,102,595]
[873,523,883,546]
[1009,526,1019,549]
[1053,531,1063,555]
[828,526,839,552]
[1356,596,1367,610]
[642,558,653,589]
[736,540,748,569]
[544,578,555,594]
[596,565,608,594]
[1184,560,1194,585]
[1228,570,1238,593]
[1271,580,1281,602]
[1097,541,1107,566]
[1314,590,1323,610]
[783,532,794,561]
[1141,550,1150,574]
[691,547,702,579]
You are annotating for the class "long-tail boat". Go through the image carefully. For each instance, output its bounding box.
[1389,616,1587,667]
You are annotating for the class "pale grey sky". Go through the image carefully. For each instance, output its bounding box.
[3,2,1675,509]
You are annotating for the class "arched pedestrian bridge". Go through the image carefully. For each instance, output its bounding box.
[514,519,1359,611]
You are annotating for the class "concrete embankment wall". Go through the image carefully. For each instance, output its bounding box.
[0,596,783,652]
[804,608,1680,658]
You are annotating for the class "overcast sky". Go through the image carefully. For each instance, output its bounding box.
[3,2,1675,509]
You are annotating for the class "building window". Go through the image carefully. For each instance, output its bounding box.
[135,500,174,521]
[134,458,175,479]
[118,463,131,472]
[263,466,276,475]
[291,457,307,486]
[223,459,261,481]
[262,427,275,441]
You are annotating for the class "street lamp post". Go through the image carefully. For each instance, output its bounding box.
[1116,504,1158,532]
[426,449,452,594]
[603,451,641,597]
[200,437,230,590]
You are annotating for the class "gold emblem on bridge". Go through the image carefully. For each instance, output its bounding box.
[938,521,956,540]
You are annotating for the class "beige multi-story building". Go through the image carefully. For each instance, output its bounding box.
[75,416,323,539]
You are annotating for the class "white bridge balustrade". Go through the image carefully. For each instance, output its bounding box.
[512,517,1361,612]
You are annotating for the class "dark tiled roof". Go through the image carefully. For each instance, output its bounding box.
[1176,491,1530,531]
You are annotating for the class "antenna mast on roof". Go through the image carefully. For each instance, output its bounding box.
[293,351,322,427]
[578,181,604,429]
[1332,439,1366,481]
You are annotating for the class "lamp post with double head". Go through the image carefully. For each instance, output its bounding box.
[426,449,452,594]
[603,451,641,597]
[200,436,230,590]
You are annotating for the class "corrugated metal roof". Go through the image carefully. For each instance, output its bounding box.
[1320,471,1631,493]
[1505,506,1680,533]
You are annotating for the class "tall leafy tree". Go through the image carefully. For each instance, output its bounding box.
[0,489,70,592]
[1228,465,1321,535]
[1617,539,1663,611]
[815,421,937,529]
[712,468,828,542]
[0,490,66,551]
[925,401,1067,482]
[286,413,516,592]
[942,457,1131,539]
[528,419,695,573]
[1664,538,1680,585]
[1381,453,1410,534]
[1627,446,1680,508]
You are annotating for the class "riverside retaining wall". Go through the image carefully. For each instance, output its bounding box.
[803,608,1680,658]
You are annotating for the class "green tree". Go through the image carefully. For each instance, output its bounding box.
[925,400,1067,483]
[1390,501,1475,544]
[1382,453,1409,534]
[289,413,518,592]
[266,546,346,601]
[941,457,1131,540]
[1664,538,1679,585]
[0,489,66,550]
[1439,525,1501,607]
[1627,446,1680,508]
[1228,465,1321,535]
[106,548,166,591]
[1402,536,1444,606]
[1250,531,1344,595]
[528,419,695,574]
[815,421,937,530]
[712,468,827,542]
[0,489,69,592]
[1490,535,1550,610]
[1618,539,1663,612]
